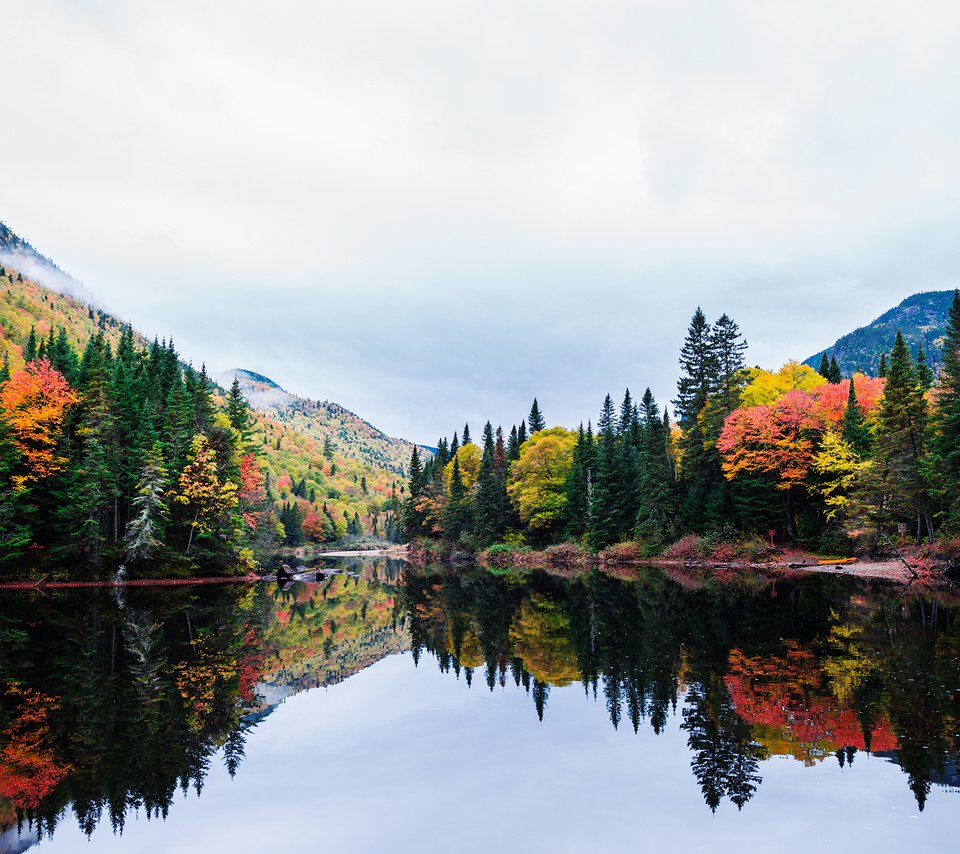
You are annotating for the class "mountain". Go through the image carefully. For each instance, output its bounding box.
[219,367,420,476]
[0,221,96,304]
[0,220,411,569]
[806,290,956,376]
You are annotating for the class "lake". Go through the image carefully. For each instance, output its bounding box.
[1,558,958,853]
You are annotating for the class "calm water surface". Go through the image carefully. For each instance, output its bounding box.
[1,559,958,853]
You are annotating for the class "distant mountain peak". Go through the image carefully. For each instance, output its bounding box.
[215,368,421,474]
[0,220,98,304]
[806,289,957,376]
[223,368,285,391]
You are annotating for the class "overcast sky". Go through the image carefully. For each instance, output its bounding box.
[4,1,960,443]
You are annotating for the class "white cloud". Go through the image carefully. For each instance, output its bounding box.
[2,0,960,439]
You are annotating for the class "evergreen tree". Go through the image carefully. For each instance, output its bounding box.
[829,355,843,384]
[565,424,592,540]
[527,398,545,434]
[818,352,832,380]
[450,431,460,458]
[507,425,520,462]
[928,290,960,531]
[878,353,887,378]
[462,423,472,445]
[124,443,169,561]
[474,421,505,543]
[517,421,528,446]
[23,326,37,363]
[916,342,933,391]
[874,332,933,540]
[444,456,471,540]
[841,378,872,457]
[226,378,253,445]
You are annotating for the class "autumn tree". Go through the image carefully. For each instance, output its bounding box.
[171,434,238,551]
[507,427,576,544]
[0,359,77,490]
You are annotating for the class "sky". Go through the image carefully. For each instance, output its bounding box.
[3,1,960,443]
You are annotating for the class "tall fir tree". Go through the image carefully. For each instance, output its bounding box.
[874,332,933,540]
[527,398,545,434]
[928,290,960,531]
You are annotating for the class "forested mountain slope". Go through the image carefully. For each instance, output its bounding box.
[218,368,419,476]
[806,290,954,376]
[0,221,409,574]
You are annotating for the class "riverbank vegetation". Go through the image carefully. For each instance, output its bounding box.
[405,294,960,571]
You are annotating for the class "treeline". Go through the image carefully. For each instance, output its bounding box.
[405,293,960,554]
[0,325,276,575]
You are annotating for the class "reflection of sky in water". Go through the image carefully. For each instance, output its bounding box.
[32,651,957,854]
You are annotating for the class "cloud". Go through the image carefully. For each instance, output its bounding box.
[2,1,960,440]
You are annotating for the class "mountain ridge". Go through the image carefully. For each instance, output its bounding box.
[805,289,956,376]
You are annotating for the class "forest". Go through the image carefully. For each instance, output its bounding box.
[0,269,407,577]
[405,292,960,560]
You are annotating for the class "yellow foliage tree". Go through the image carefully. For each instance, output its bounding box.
[443,443,482,491]
[741,360,827,407]
[506,427,576,533]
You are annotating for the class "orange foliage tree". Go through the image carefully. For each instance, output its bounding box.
[0,359,78,490]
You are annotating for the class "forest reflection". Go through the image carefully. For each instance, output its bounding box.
[397,565,960,813]
[1,559,958,847]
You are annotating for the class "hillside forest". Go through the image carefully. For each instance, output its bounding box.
[406,293,960,559]
[0,270,405,578]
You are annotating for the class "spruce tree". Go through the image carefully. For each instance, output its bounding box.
[841,378,872,457]
[928,290,960,531]
[507,425,520,461]
[829,355,843,384]
[818,353,832,380]
[444,456,470,540]
[564,424,592,539]
[878,353,887,378]
[916,342,933,391]
[450,431,460,458]
[474,421,504,543]
[709,313,748,413]
[462,423,471,445]
[527,398,545,434]
[517,421,527,446]
[874,332,933,539]
[23,326,37,363]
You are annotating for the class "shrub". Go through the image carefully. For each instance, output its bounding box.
[663,534,708,560]
[543,542,592,566]
[600,542,642,563]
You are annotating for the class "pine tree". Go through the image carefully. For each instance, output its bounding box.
[841,378,872,457]
[618,389,634,436]
[527,398,545,434]
[928,290,960,531]
[507,425,520,461]
[474,422,505,543]
[874,332,933,540]
[916,342,933,391]
[709,313,748,413]
[829,355,843,384]
[517,421,528,446]
[564,424,592,539]
[444,456,471,540]
[226,378,253,444]
[23,326,37,363]
[878,353,887,378]
[818,353,832,380]
[124,443,170,561]
[462,423,471,445]
[450,431,460,458]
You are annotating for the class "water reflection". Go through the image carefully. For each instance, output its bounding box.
[0,559,958,849]
[396,565,960,813]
